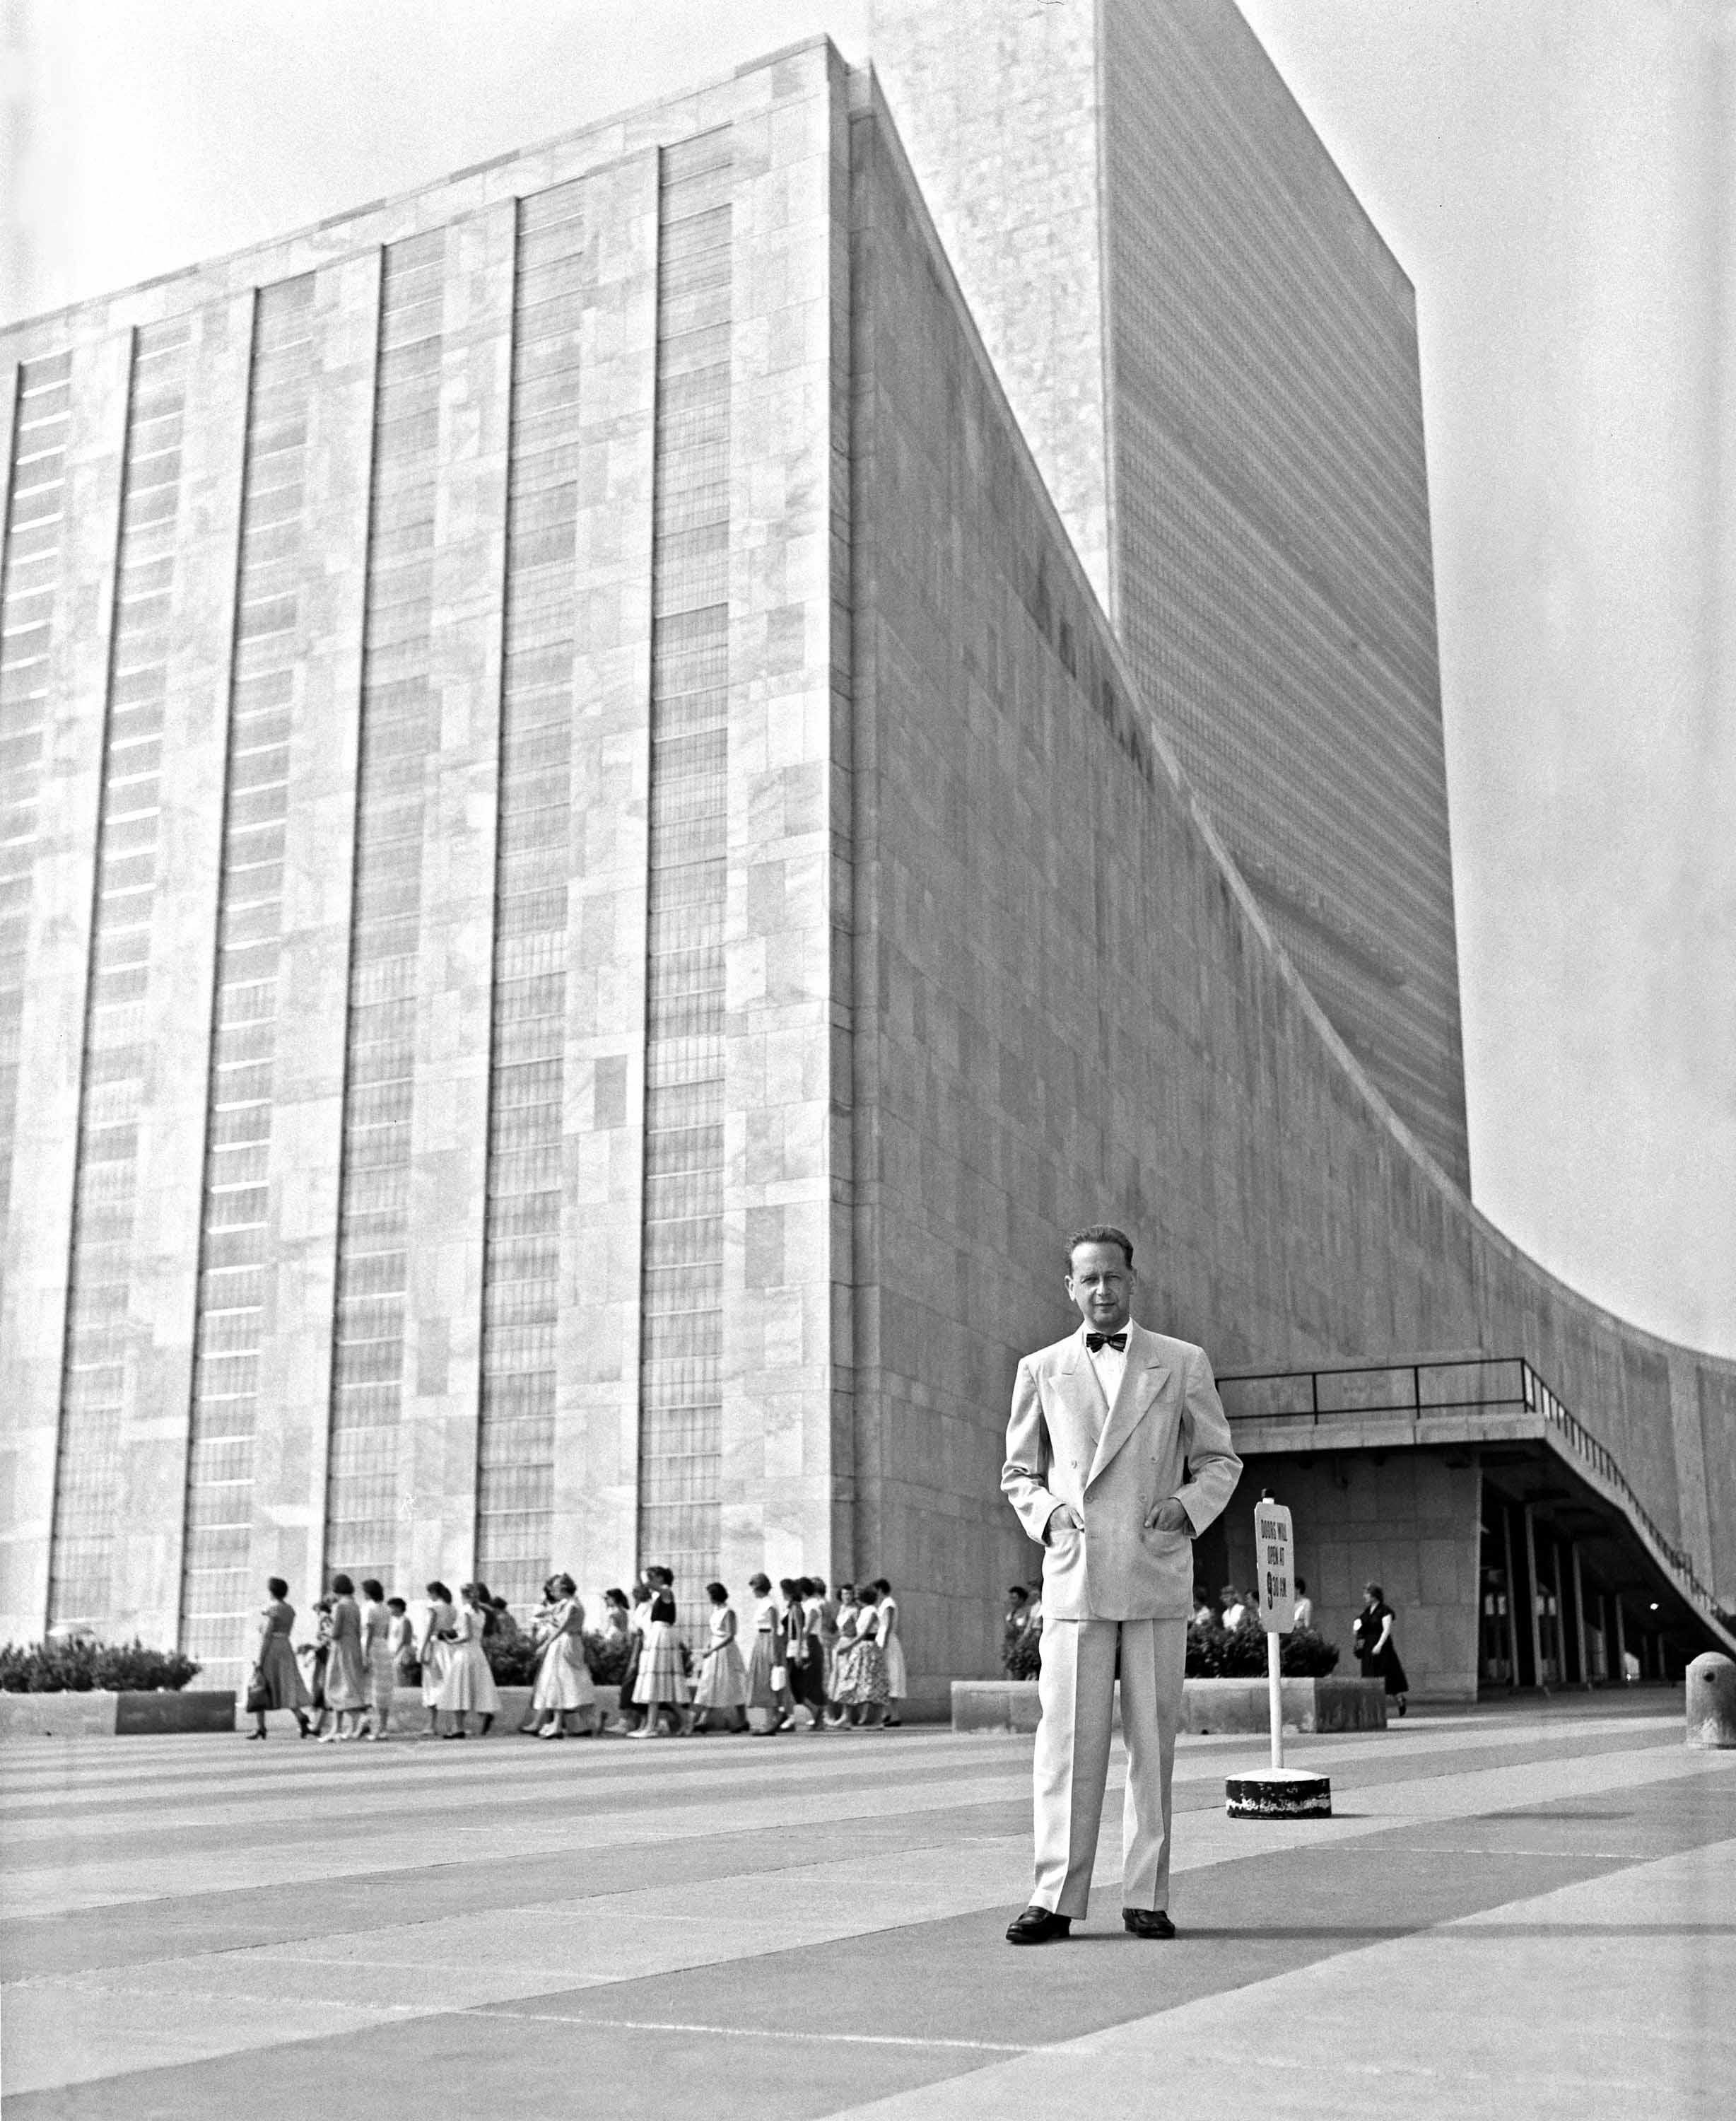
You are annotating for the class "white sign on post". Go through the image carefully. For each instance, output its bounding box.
[1255,1497,1296,1633]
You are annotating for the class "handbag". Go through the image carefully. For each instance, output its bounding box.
[245,1667,271,1714]
[770,1664,789,1693]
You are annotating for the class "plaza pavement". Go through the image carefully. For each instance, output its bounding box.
[0,1688,1729,2117]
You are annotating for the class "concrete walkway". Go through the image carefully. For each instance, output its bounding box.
[1,1690,1728,2117]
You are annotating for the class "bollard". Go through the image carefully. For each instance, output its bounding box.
[1684,1652,1736,1748]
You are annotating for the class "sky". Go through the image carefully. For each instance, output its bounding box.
[3,0,1731,1357]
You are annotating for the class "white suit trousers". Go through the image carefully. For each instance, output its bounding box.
[1032,1616,1185,1917]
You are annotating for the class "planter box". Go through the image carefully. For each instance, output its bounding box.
[0,1689,235,1741]
[1183,1677,1386,1734]
[951,1676,1386,1736]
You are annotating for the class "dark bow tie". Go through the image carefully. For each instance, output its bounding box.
[1086,1331,1127,1353]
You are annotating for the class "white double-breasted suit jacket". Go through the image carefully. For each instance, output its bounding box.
[1002,1323,1243,1620]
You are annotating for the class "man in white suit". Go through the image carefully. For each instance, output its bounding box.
[1002,1226,1241,1944]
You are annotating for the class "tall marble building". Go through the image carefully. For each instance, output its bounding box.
[869,0,1472,1188]
[1,35,1730,1698]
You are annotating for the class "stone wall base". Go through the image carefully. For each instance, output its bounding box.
[0,1690,236,1741]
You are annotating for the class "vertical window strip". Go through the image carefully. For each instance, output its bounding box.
[48,320,192,1632]
[178,276,316,1664]
[473,187,588,1607]
[637,138,732,1599]
[0,351,73,1237]
[322,230,447,1591]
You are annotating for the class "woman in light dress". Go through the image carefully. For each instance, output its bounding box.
[418,1579,457,1737]
[245,1577,311,1740]
[692,1580,749,1733]
[823,1584,859,1726]
[614,1579,652,1732]
[744,1571,791,1735]
[869,1578,907,1728]
[529,1573,599,1739]
[812,1578,840,1700]
[834,1582,888,1727]
[387,1597,416,1684]
[438,1581,502,1739]
[631,1567,692,1738]
[358,1578,394,1739]
[319,1574,370,1743]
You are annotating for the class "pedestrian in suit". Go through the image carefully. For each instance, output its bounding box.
[1002,1225,1241,1944]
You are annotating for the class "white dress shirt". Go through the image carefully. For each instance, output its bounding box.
[1084,1316,1137,1409]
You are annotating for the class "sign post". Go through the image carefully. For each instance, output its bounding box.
[1225,1491,1332,1820]
[1255,1494,1295,1770]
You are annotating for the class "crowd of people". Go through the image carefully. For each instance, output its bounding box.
[244,1569,910,1741]
[1190,1578,1314,1631]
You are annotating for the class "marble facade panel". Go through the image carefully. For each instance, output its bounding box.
[717,45,850,1600]
[250,253,379,1609]
[0,334,128,1639]
[556,151,658,1599]
[400,207,512,1590]
[115,292,253,1642]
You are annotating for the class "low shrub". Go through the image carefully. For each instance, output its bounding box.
[0,1638,202,1694]
[1185,1619,1340,1678]
[583,1630,632,1688]
[1279,1627,1342,1677]
[482,1630,633,1687]
[482,1635,541,1685]
[990,1620,1340,1683]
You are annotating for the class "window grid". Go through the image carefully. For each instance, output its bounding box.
[324,230,446,1594]
[473,185,594,1608]
[638,136,731,1601]
[179,276,317,1664]
[47,320,193,1631]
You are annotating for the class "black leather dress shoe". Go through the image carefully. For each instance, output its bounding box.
[1122,1907,1176,1939]
[1005,1905,1073,1945]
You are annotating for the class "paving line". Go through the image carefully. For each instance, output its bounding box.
[0,1770,1036,1919]
[0,1734,1012,1809]
[467,2010,1032,2054]
[5,1976,432,2014]
[2,1981,1032,2054]
[0,1741,1048,1842]
[0,1717,1679,1831]
[0,1711,1679,1806]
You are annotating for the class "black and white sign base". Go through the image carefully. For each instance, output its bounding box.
[1224,1767,1333,1818]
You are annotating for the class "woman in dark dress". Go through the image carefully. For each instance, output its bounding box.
[246,1577,312,1739]
[1354,1582,1409,1715]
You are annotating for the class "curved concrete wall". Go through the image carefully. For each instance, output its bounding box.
[845,76,1736,1688]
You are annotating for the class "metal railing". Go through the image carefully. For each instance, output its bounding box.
[1216,1354,1725,1629]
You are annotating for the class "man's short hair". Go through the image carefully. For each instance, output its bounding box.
[1067,1224,1134,1270]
